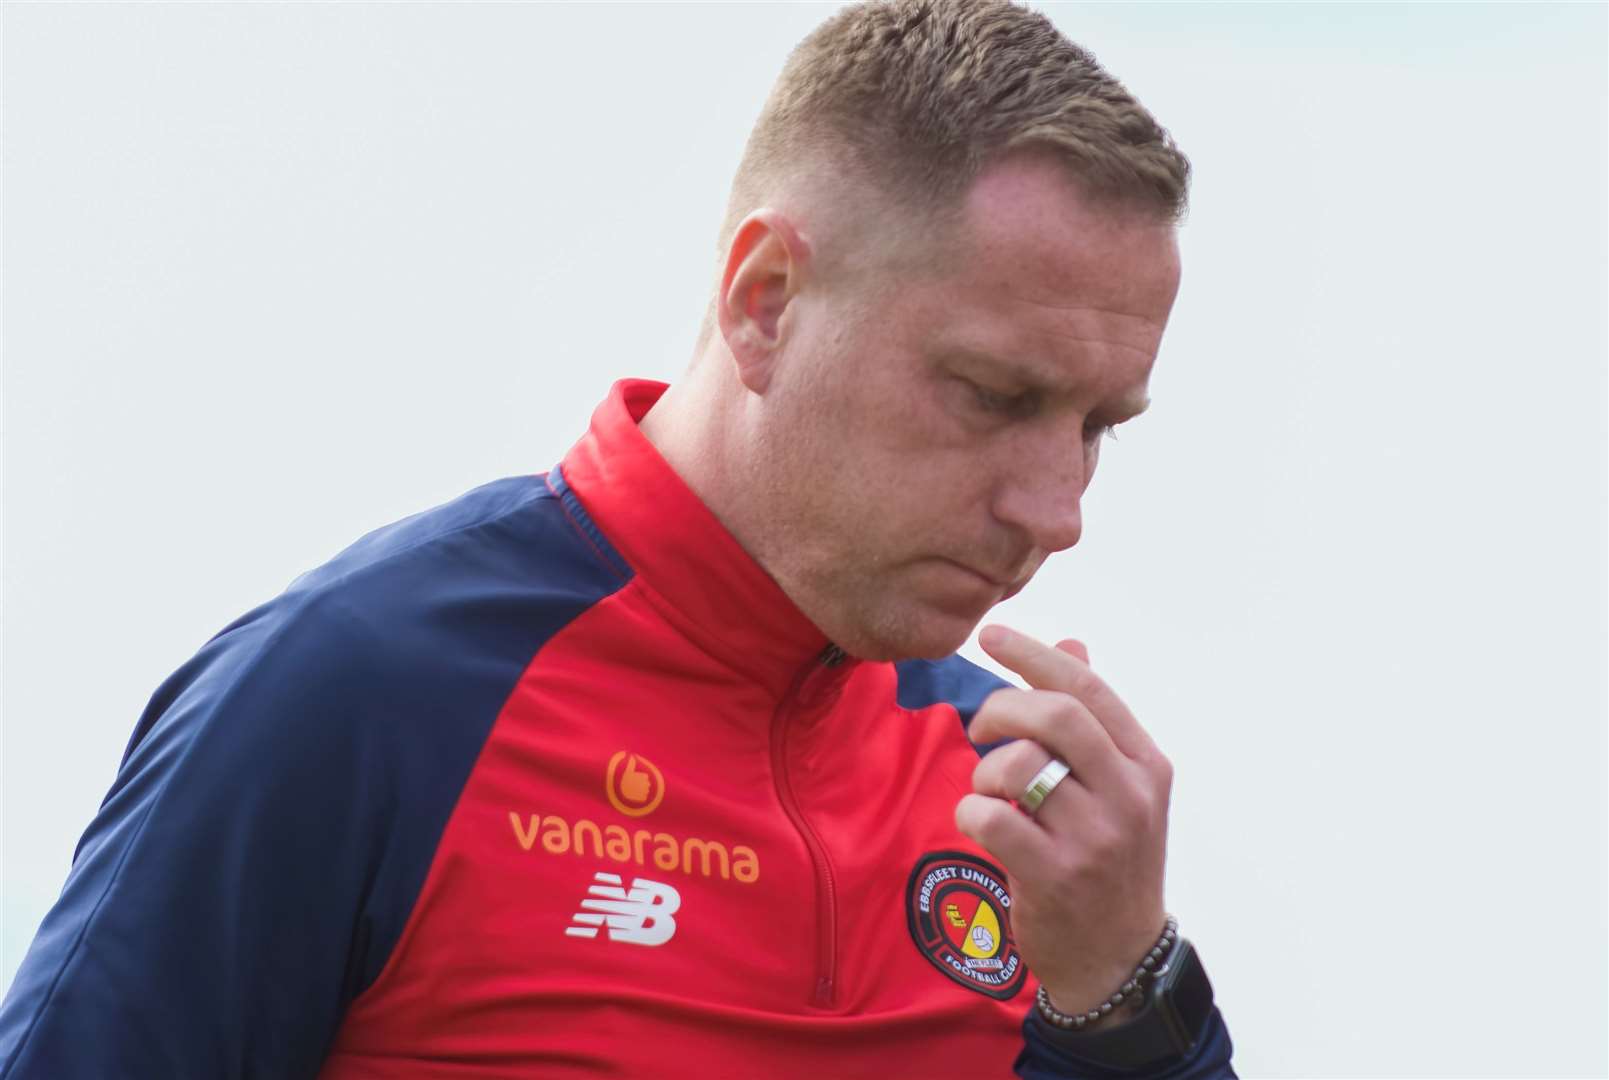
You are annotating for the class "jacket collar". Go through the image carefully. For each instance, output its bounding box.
[555,379,843,695]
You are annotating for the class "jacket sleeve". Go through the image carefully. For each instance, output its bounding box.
[0,591,407,1080]
[1016,1003,1236,1079]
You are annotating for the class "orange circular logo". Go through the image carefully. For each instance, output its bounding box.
[605,751,665,817]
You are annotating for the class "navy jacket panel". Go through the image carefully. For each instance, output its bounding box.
[0,475,629,1080]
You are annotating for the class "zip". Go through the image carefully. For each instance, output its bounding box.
[770,644,847,1007]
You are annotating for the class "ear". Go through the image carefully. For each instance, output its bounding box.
[716,209,811,395]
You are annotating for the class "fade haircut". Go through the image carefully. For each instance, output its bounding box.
[696,0,1190,350]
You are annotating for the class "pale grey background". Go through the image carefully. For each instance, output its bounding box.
[4,3,1606,1077]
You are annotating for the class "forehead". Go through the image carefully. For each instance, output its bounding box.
[908,155,1181,400]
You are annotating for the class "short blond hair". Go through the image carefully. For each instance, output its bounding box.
[690,0,1190,357]
[720,0,1189,255]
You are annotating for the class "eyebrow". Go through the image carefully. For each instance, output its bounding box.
[945,347,1152,421]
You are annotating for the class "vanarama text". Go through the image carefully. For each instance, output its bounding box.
[509,812,759,884]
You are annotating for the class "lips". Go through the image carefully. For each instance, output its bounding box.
[942,552,1043,597]
[943,560,1013,589]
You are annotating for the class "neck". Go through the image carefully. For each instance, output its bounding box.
[639,353,875,660]
[637,353,760,561]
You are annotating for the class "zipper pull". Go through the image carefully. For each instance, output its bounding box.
[819,643,847,667]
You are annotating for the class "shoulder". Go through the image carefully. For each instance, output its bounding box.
[80,472,640,1017]
[893,653,1014,728]
[219,473,626,691]
[1,473,640,1076]
[282,472,629,616]
[122,472,633,784]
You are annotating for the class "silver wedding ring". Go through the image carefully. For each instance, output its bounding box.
[1018,758,1071,817]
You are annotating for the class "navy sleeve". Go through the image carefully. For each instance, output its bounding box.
[1018,1006,1236,1080]
[0,475,627,1079]
[0,590,411,1079]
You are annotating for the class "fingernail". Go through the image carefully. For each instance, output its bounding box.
[979,625,1010,650]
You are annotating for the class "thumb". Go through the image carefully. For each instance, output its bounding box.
[1054,638,1090,665]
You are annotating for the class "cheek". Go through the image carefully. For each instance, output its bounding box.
[860,454,994,545]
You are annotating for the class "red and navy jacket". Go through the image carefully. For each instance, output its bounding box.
[0,380,1234,1079]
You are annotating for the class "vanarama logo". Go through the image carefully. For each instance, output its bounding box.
[508,749,759,884]
[605,751,664,817]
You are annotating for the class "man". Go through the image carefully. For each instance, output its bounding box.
[0,1,1235,1077]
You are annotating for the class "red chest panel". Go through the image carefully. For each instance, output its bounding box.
[319,584,1027,1079]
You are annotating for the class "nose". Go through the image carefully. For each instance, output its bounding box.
[990,434,1090,555]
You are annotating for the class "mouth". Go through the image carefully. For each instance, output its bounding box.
[940,559,1014,590]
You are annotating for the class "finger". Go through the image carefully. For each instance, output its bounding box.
[968,689,1125,793]
[971,737,1052,795]
[978,625,1159,763]
[971,737,1092,821]
[955,792,1053,872]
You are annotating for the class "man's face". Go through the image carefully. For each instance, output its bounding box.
[749,155,1182,661]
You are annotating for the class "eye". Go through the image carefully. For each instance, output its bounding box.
[967,380,1040,420]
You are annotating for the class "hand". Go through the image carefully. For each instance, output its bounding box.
[955,624,1173,1018]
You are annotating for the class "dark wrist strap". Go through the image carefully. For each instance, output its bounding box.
[1031,938,1217,1070]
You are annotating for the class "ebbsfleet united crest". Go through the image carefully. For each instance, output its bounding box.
[905,851,1026,1000]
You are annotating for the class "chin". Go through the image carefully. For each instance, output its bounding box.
[841,608,981,664]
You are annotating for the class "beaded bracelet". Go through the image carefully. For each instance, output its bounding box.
[1034,914,1179,1031]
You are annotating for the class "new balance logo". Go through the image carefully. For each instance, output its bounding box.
[565,872,681,946]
